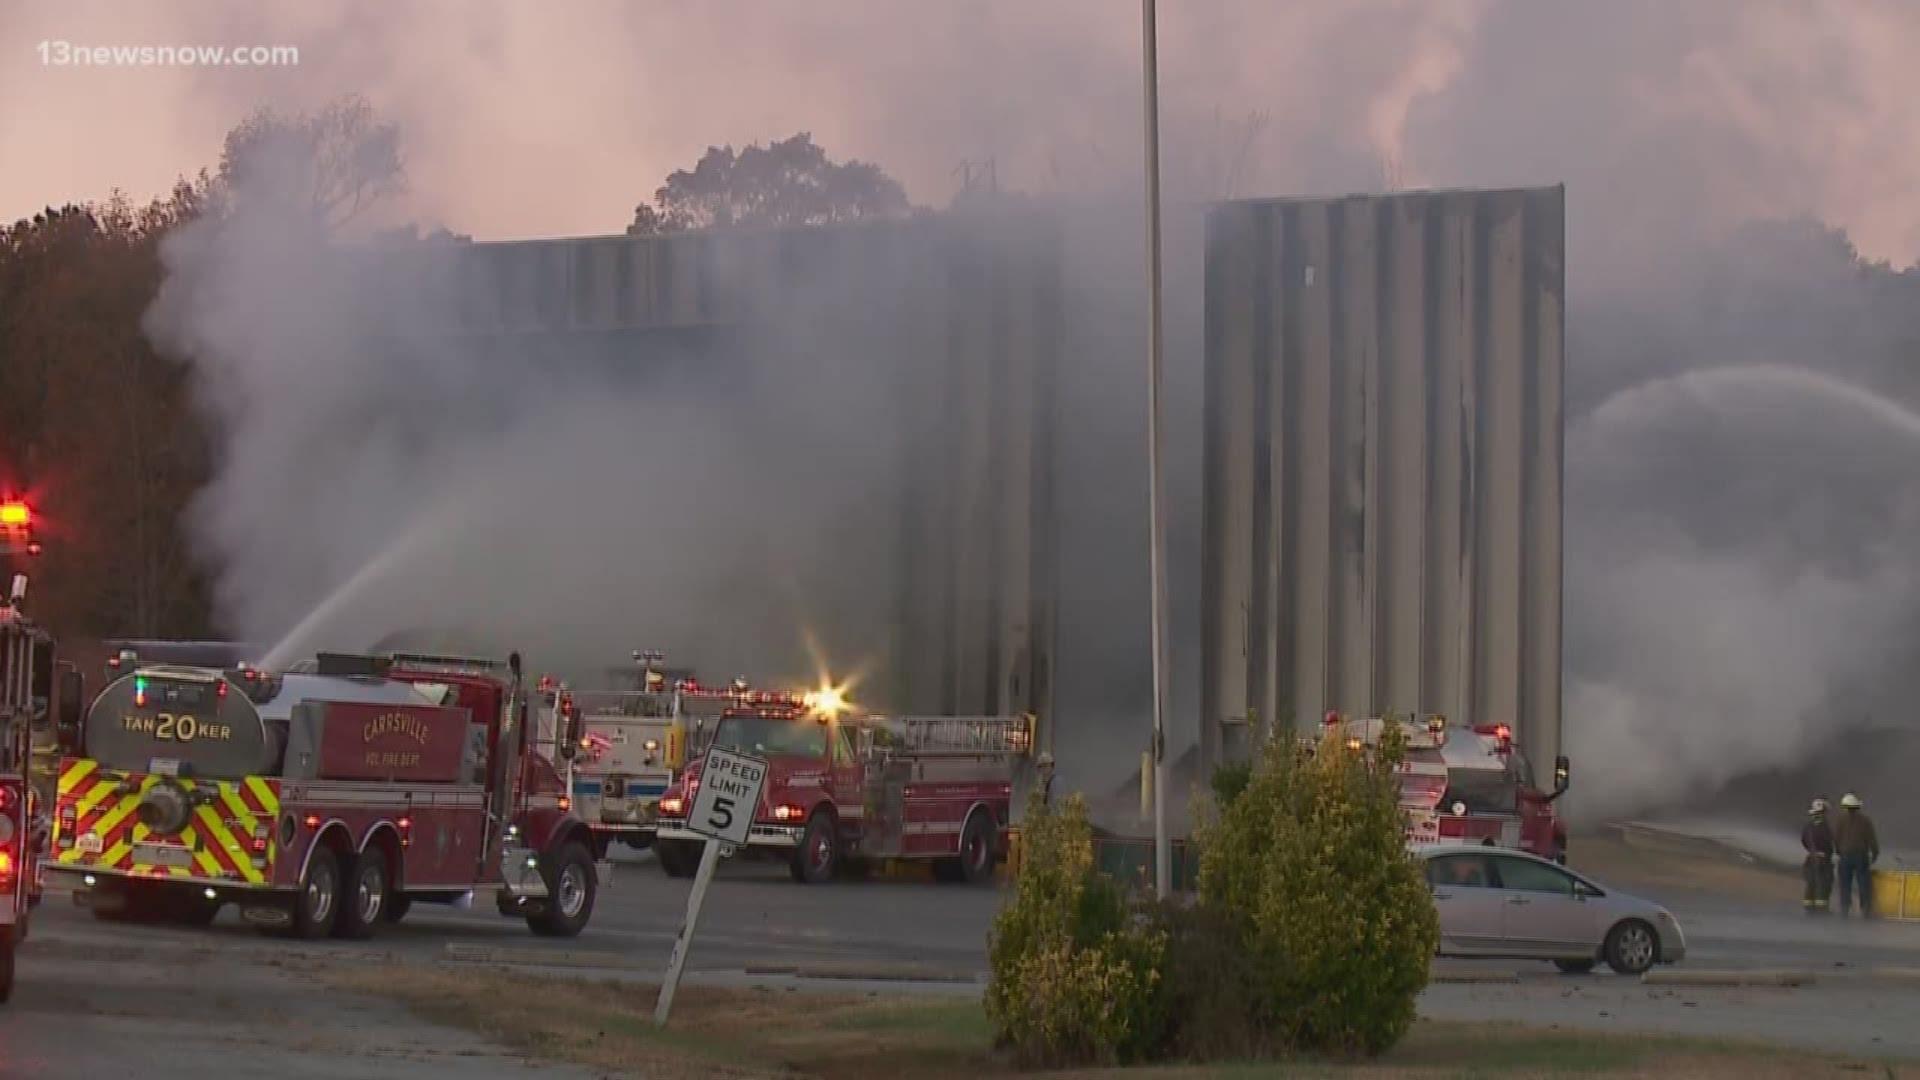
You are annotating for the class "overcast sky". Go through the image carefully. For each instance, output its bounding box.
[5,0,1919,265]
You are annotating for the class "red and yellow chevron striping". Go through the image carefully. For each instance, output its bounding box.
[54,759,282,885]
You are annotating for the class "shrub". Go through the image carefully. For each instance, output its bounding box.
[1138,896,1274,1060]
[985,793,1167,1068]
[1195,715,1439,1055]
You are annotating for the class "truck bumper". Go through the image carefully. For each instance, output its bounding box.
[653,820,803,849]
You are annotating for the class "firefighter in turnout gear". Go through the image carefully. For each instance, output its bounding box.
[1834,792,1880,917]
[1801,798,1834,912]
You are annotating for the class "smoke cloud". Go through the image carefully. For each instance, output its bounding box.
[42,0,1916,814]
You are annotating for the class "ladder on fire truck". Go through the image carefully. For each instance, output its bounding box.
[867,714,1037,758]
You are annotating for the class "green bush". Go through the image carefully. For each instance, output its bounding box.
[985,793,1167,1068]
[1195,715,1439,1055]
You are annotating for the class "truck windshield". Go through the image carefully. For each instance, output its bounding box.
[1444,769,1516,814]
[710,716,827,759]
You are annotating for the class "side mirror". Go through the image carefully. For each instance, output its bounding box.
[55,666,84,755]
[1574,880,1602,899]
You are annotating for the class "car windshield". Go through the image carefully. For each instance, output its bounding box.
[710,715,828,759]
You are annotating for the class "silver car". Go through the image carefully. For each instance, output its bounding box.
[1418,844,1687,975]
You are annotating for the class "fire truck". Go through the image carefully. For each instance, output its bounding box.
[1325,712,1570,862]
[534,661,752,858]
[48,650,603,939]
[653,698,1036,883]
[0,571,78,1003]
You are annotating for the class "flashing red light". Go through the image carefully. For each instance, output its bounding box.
[0,849,14,879]
[1494,724,1511,742]
[396,816,412,831]
[0,502,30,527]
[24,541,41,556]
[249,836,269,854]
[558,796,571,812]
[217,681,228,698]
[0,787,13,812]
[302,814,321,829]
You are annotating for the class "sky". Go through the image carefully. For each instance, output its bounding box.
[5,0,1920,266]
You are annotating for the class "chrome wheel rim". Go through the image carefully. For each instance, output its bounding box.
[558,863,587,918]
[357,863,383,923]
[1618,925,1654,971]
[306,862,335,924]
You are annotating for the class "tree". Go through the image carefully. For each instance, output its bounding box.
[627,132,914,235]
[0,183,217,638]
[213,94,404,232]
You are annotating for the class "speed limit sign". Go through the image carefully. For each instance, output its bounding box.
[686,746,766,849]
[656,744,769,1028]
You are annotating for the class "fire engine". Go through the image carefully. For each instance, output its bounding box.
[653,697,1036,883]
[0,570,78,1003]
[48,649,603,939]
[534,659,754,858]
[1324,712,1570,862]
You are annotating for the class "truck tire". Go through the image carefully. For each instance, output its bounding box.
[789,811,839,884]
[333,851,388,940]
[1603,919,1658,975]
[291,846,342,941]
[656,840,699,878]
[528,842,596,938]
[955,811,996,885]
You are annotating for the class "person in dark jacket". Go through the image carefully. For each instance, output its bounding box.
[1833,792,1880,917]
[1801,798,1834,912]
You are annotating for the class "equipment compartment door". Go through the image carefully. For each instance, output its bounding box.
[408,806,486,887]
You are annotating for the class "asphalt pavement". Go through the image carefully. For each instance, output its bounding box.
[1,838,1917,1075]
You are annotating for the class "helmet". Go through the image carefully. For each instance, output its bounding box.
[1841,792,1863,809]
[1810,798,1828,814]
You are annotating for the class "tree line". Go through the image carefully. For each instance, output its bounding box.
[0,95,925,642]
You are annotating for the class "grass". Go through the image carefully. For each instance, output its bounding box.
[324,963,1917,1080]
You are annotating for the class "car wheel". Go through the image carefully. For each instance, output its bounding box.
[1553,958,1595,974]
[1603,919,1658,975]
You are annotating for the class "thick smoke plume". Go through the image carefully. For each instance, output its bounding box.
[100,0,1920,817]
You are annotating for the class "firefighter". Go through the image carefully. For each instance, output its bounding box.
[1833,792,1880,917]
[1800,798,1833,912]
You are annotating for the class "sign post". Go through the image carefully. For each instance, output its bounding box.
[653,744,767,1027]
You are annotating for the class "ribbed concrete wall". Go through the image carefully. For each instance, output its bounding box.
[364,218,1062,725]
[1199,186,1565,776]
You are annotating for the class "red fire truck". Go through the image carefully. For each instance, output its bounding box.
[653,698,1036,884]
[0,571,79,1003]
[48,650,602,939]
[1327,712,1570,863]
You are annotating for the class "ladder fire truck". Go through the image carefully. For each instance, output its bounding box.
[653,699,1037,883]
[1324,712,1571,863]
[0,570,77,1003]
[49,649,603,939]
[534,658,754,858]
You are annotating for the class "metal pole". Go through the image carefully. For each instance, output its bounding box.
[1140,0,1172,900]
[654,837,722,1026]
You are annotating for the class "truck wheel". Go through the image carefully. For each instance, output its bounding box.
[333,851,388,940]
[291,846,342,940]
[656,840,698,878]
[954,811,996,885]
[790,811,838,884]
[528,842,596,938]
[1603,919,1658,975]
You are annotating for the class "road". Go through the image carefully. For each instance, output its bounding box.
[2,837,1917,1075]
